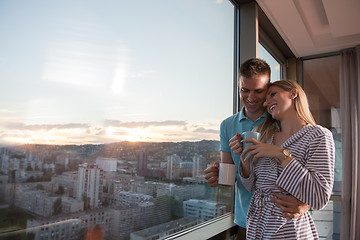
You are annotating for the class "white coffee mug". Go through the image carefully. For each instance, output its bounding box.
[241,131,261,161]
[218,163,236,185]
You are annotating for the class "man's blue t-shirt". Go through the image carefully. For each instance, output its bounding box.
[220,107,266,228]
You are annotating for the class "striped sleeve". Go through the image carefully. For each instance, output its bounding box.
[276,128,335,210]
[238,161,256,193]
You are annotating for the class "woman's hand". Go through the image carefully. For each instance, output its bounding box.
[241,138,283,164]
[229,133,243,155]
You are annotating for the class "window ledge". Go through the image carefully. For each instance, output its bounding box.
[163,213,236,240]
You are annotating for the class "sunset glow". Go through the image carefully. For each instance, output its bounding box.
[0,121,220,145]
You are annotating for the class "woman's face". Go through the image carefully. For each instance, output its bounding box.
[265,86,295,120]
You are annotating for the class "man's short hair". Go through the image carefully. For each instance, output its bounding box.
[240,58,271,80]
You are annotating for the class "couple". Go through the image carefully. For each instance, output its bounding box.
[204,58,334,239]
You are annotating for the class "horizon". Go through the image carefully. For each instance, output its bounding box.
[0,138,221,148]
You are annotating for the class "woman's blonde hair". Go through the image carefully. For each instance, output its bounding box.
[256,80,316,143]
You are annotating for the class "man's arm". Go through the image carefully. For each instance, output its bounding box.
[221,151,234,164]
[271,188,310,218]
[204,151,233,187]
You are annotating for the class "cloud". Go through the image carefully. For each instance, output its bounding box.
[113,131,130,136]
[92,128,105,135]
[193,127,219,134]
[103,120,187,128]
[0,109,14,113]
[1,133,32,138]
[0,119,221,145]
[5,123,90,131]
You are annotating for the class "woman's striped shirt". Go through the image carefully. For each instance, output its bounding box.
[239,124,335,240]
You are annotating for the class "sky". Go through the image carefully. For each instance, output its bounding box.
[0,0,236,145]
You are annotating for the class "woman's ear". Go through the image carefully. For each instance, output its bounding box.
[290,88,298,99]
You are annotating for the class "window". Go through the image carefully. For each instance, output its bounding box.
[259,43,281,82]
[0,1,235,239]
[302,55,341,240]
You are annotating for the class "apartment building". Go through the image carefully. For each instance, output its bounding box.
[76,163,103,208]
[183,199,226,222]
[27,208,112,240]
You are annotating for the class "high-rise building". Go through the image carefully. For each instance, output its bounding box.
[0,153,9,174]
[137,149,148,176]
[77,163,103,208]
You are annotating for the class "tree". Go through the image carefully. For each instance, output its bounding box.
[42,170,52,181]
[10,170,16,183]
[26,176,35,182]
[36,184,44,190]
[55,164,65,175]
[169,196,183,218]
[0,232,35,240]
[52,197,62,215]
[26,164,33,171]
[82,193,90,210]
[150,195,172,225]
[77,228,87,240]
[55,186,65,195]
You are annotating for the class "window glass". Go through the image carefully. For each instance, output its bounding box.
[259,43,281,82]
[303,55,341,240]
[0,1,234,239]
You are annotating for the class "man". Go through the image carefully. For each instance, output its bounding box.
[204,58,310,240]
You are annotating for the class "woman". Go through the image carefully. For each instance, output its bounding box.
[236,80,334,239]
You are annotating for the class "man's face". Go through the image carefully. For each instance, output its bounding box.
[239,74,269,117]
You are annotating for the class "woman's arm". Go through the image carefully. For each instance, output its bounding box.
[276,129,335,210]
[238,158,256,193]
